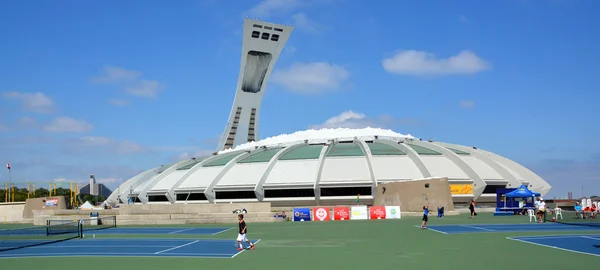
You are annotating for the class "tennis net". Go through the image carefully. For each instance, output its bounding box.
[47,215,117,233]
[0,221,82,252]
[545,209,600,228]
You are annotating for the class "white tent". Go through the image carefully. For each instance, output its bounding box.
[80,201,94,210]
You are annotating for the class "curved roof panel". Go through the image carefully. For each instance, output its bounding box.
[279,145,323,160]
[326,143,364,157]
[368,142,406,155]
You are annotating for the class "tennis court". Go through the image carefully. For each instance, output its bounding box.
[81,227,233,235]
[1,214,599,270]
[424,222,600,234]
[507,234,600,257]
[0,238,259,258]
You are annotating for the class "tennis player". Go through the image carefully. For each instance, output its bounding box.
[420,203,430,229]
[237,214,255,251]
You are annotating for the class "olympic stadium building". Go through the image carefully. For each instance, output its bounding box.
[106,128,551,207]
[105,19,551,207]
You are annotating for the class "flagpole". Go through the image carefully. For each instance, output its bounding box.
[7,165,11,202]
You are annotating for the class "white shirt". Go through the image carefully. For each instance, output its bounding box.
[538,202,546,211]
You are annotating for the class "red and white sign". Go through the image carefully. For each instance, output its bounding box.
[333,206,350,220]
[369,206,386,219]
[312,207,330,221]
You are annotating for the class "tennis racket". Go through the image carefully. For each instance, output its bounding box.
[422,193,429,202]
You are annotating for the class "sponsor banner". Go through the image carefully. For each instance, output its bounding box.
[333,207,350,220]
[385,206,401,219]
[45,198,58,207]
[312,207,331,221]
[292,208,311,222]
[350,206,368,220]
[369,206,386,219]
[449,184,473,195]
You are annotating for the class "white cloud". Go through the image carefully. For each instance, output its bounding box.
[271,62,350,94]
[126,80,163,98]
[291,13,320,33]
[459,100,476,108]
[2,91,55,114]
[310,111,423,130]
[17,116,37,127]
[382,50,491,76]
[246,0,303,19]
[109,99,129,106]
[459,15,467,23]
[68,136,147,154]
[44,117,93,133]
[91,66,141,83]
[0,125,9,132]
[91,65,163,98]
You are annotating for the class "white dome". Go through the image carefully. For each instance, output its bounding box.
[106,128,551,207]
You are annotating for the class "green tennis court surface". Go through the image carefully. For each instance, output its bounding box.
[1,214,598,270]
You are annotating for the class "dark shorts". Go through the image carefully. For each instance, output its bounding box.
[537,210,544,215]
[422,215,428,222]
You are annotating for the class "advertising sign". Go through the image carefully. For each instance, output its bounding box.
[312,207,330,221]
[449,184,473,194]
[292,208,311,222]
[385,206,401,219]
[369,206,386,219]
[333,206,350,220]
[350,206,368,220]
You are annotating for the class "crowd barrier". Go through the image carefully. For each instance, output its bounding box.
[292,206,401,222]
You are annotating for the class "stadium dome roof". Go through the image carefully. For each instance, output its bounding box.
[106,128,551,206]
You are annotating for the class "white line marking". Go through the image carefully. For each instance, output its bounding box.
[581,236,600,241]
[413,225,448,234]
[154,240,199,254]
[231,239,261,258]
[506,237,600,257]
[167,228,195,234]
[0,253,234,259]
[459,225,495,232]
[212,227,234,235]
[514,235,593,240]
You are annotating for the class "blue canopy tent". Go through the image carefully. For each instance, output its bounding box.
[503,185,540,209]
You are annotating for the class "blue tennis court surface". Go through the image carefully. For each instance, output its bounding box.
[0,238,260,259]
[84,227,232,235]
[507,234,600,257]
[424,223,600,234]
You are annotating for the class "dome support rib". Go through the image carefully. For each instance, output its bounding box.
[253,144,305,201]
[412,141,487,198]
[355,139,377,197]
[375,139,432,178]
[314,142,332,206]
[138,160,189,203]
[435,142,521,189]
[203,151,252,202]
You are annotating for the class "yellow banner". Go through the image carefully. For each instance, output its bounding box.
[449,184,473,195]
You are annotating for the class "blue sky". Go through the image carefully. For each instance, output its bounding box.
[0,0,598,198]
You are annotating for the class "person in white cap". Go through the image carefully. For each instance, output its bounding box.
[536,198,546,223]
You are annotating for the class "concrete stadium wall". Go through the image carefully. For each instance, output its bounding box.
[0,202,26,223]
[32,202,277,226]
[374,177,455,212]
[23,196,68,219]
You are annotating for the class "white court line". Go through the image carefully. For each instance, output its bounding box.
[581,236,600,241]
[506,237,600,257]
[231,239,261,258]
[513,235,596,240]
[154,240,199,254]
[459,225,495,232]
[168,228,195,234]
[412,225,448,234]
[0,253,234,259]
[212,227,234,235]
